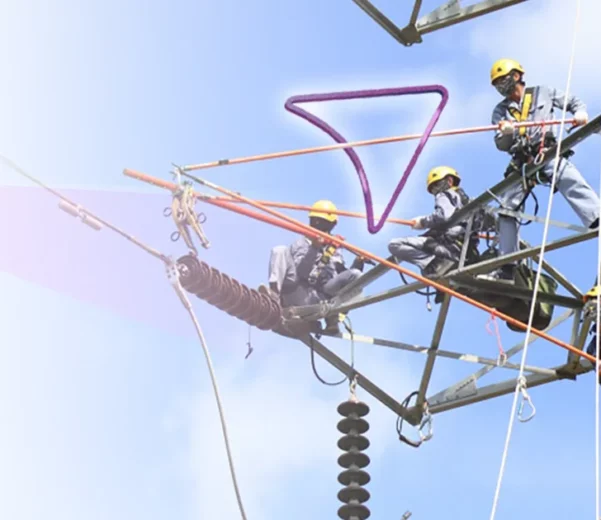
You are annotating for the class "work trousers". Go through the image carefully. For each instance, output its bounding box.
[268,245,361,307]
[388,236,458,272]
[498,157,599,258]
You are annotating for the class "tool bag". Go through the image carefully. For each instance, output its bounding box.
[504,262,558,333]
[443,246,559,332]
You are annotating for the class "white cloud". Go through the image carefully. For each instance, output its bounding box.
[165,334,423,518]
[468,0,601,105]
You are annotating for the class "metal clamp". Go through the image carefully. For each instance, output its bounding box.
[349,375,358,402]
[497,351,508,367]
[418,403,433,442]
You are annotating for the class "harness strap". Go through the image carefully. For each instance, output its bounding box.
[307,235,343,286]
[508,87,535,136]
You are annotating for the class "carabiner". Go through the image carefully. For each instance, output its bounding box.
[518,394,536,423]
[517,376,536,423]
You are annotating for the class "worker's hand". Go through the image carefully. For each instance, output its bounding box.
[351,256,365,272]
[573,110,589,126]
[498,120,515,135]
[411,216,426,230]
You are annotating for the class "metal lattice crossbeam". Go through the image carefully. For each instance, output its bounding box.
[283,114,601,429]
[352,0,529,46]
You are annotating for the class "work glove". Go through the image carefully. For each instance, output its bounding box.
[498,120,515,135]
[411,216,426,230]
[574,110,589,126]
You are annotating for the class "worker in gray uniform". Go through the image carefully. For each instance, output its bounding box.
[479,58,599,283]
[389,166,478,278]
[260,199,365,333]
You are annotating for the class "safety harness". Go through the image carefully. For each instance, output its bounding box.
[506,88,576,175]
[422,188,481,261]
[307,235,344,286]
[502,86,574,225]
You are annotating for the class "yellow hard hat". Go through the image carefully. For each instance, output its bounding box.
[309,199,338,223]
[584,285,601,302]
[427,166,461,193]
[490,58,525,84]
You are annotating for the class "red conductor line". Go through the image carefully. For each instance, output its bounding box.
[123,167,597,366]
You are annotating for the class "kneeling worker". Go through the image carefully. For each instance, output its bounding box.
[389,166,478,278]
[261,200,366,333]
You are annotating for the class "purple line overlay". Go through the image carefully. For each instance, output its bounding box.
[284,85,449,233]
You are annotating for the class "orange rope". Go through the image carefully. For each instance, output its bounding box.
[182,119,576,172]
[123,167,595,366]
[201,196,414,225]
[201,196,494,239]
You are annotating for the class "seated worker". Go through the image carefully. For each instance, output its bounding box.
[388,166,478,278]
[260,199,367,333]
[479,58,599,283]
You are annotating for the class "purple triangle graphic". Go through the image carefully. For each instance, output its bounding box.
[284,85,449,234]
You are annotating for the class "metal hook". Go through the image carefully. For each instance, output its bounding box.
[418,404,434,442]
[517,376,536,423]
[170,231,180,242]
[171,163,183,186]
[163,207,172,217]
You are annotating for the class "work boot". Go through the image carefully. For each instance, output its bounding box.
[422,257,456,278]
[590,217,599,230]
[476,264,516,284]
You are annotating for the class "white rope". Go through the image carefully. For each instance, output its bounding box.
[2,156,249,518]
[168,270,249,520]
[489,2,582,518]
[585,118,601,520]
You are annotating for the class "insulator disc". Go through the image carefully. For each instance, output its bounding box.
[337,503,371,520]
[337,433,369,452]
[337,485,370,505]
[338,401,370,418]
[337,451,370,470]
[338,468,370,487]
[337,417,369,435]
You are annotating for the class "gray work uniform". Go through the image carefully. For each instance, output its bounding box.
[268,236,361,307]
[388,188,467,271]
[492,85,599,258]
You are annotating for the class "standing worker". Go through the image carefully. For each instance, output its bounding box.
[479,58,599,283]
[389,166,480,278]
[260,200,366,334]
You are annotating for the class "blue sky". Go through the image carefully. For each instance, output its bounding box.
[1,0,601,518]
